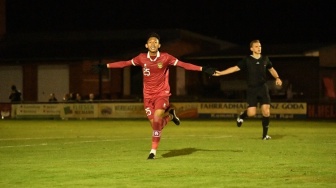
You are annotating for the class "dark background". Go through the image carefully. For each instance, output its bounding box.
[6,0,336,45]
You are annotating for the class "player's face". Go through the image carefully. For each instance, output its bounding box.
[145,37,161,54]
[250,42,262,54]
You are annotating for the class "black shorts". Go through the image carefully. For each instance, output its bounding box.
[246,84,271,107]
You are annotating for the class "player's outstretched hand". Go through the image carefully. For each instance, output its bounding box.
[92,63,108,73]
[202,66,217,76]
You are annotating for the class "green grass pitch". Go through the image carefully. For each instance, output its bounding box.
[0,119,335,188]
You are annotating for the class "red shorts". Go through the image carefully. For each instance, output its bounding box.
[143,96,170,120]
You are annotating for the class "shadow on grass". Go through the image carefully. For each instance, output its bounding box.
[161,147,243,158]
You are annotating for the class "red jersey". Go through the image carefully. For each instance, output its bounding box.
[107,51,202,99]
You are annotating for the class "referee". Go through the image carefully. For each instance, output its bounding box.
[214,40,282,140]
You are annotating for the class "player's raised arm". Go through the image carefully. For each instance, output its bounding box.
[176,61,217,76]
[214,65,240,76]
[106,60,133,68]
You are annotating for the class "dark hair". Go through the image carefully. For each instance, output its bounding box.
[147,32,160,41]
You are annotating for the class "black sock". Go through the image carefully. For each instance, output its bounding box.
[240,110,248,119]
[262,116,269,137]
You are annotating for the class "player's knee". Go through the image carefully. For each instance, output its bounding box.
[262,110,270,117]
[154,109,165,118]
[261,108,271,117]
[247,111,257,117]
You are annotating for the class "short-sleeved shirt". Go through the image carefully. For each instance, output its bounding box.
[237,55,273,87]
[131,52,178,99]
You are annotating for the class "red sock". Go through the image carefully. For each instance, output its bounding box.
[151,115,163,150]
[151,130,161,149]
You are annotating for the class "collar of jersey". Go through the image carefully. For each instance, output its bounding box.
[147,51,160,62]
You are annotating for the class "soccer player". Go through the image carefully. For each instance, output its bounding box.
[214,40,282,140]
[106,32,216,159]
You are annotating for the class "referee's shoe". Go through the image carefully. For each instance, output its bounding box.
[169,109,180,125]
[262,135,272,140]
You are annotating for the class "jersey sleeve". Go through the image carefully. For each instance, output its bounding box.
[176,60,202,71]
[237,58,247,70]
[107,54,142,68]
[265,56,273,69]
[106,60,132,68]
[165,53,201,71]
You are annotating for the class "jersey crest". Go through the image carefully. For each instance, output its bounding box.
[157,62,163,69]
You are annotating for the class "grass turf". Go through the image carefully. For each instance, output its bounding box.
[0,119,335,188]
